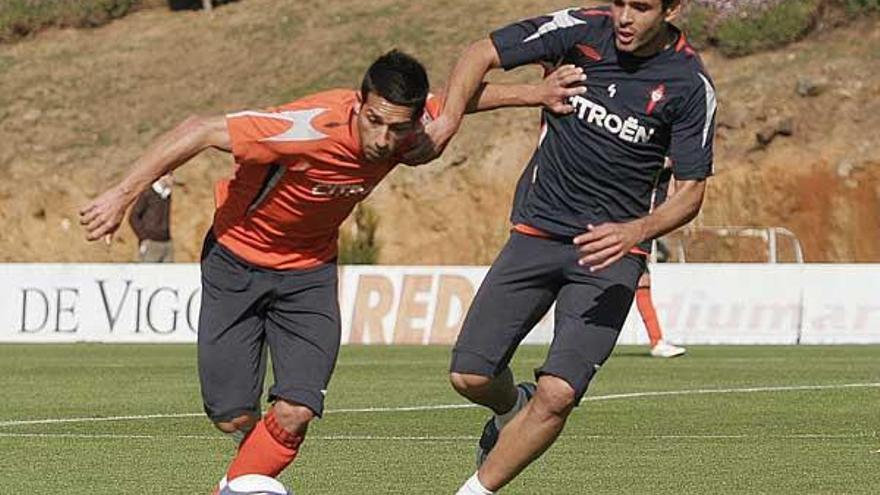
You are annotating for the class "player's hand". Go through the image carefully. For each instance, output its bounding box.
[540,65,587,114]
[573,220,647,272]
[397,128,431,167]
[79,186,131,243]
[399,114,459,166]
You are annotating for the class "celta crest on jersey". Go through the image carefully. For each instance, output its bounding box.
[646,84,666,116]
[228,109,329,142]
[523,8,587,42]
[569,95,656,144]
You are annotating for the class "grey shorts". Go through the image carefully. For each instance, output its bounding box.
[198,233,340,421]
[450,232,644,401]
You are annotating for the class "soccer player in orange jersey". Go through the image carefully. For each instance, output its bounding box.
[79,50,586,492]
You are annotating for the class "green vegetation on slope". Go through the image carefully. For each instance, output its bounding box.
[683,0,822,56]
[4,0,879,52]
[0,0,139,42]
[683,0,879,56]
[843,0,880,12]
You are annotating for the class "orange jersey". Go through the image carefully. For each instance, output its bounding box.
[213,89,440,270]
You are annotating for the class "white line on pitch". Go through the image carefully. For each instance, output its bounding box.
[330,382,880,413]
[0,412,204,427]
[580,382,880,402]
[0,382,877,428]
[0,432,874,442]
[0,432,480,442]
[0,433,478,441]
[0,432,218,440]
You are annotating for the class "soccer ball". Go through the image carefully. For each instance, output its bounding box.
[218,474,291,495]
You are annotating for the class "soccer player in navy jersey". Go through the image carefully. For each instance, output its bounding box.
[405,1,717,493]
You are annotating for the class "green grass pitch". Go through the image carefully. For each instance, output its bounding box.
[1,344,878,494]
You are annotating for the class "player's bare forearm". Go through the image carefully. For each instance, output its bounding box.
[469,65,587,114]
[440,38,502,126]
[400,39,501,165]
[79,115,230,242]
[574,179,706,271]
[637,178,706,241]
[116,116,230,201]
[466,82,539,113]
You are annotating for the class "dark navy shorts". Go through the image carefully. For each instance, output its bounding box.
[450,231,644,401]
[198,232,340,421]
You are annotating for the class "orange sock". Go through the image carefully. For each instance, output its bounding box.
[226,409,303,480]
[636,287,663,347]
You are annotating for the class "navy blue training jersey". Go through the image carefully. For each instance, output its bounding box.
[490,6,717,246]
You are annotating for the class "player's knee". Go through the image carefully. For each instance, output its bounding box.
[272,400,315,433]
[214,413,258,434]
[449,372,492,397]
[532,376,577,419]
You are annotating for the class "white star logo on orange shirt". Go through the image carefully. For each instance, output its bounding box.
[228,108,329,142]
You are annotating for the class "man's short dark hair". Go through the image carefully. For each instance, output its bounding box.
[662,0,678,10]
[361,49,429,121]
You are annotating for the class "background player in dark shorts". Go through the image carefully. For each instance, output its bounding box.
[80,49,587,491]
[406,1,717,493]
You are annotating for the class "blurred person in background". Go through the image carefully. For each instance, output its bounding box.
[128,173,177,263]
[638,238,687,357]
[639,161,687,358]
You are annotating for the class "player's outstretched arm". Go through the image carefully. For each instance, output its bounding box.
[79,115,230,243]
[467,65,587,115]
[401,38,500,165]
[399,64,587,167]
[574,179,707,272]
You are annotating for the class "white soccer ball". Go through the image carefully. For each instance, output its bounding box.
[219,474,292,495]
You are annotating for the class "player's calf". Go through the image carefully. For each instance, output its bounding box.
[224,400,312,482]
[450,369,517,415]
[272,399,315,435]
[476,382,536,467]
[463,378,577,493]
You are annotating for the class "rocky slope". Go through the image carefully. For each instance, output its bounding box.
[0,1,876,263]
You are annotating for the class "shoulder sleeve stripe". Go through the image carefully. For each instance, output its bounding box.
[698,73,717,149]
[227,109,329,142]
[523,8,588,43]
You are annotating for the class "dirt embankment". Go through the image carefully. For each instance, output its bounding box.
[0,1,877,264]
